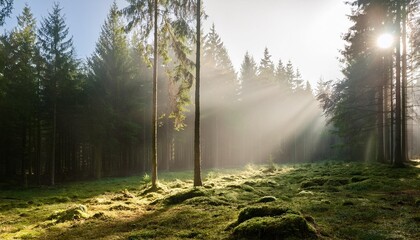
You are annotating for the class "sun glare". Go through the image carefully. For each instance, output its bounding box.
[377,33,393,49]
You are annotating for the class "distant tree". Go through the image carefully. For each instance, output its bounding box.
[0,0,13,26]
[203,24,235,76]
[2,5,38,184]
[285,60,295,90]
[275,59,289,90]
[305,81,313,95]
[293,68,305,91]
[38,3,79,185]
[202,23,236,102]
[89,2,138,178]
[258,47,275,83]
[240,52,257,95]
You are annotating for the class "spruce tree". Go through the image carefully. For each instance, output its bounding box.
[0,0,13,26]
[258,47,275,83]
[3,5,39,184]
[89,2,136,178]
[38,3,79,185]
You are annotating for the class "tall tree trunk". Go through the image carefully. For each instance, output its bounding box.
[394,0,404,167]
[194,0,203,187]
[401,0,408,162]
[151,0,158,189]
[51,102,57,185]
[384,53,390,163]
[377,57,385,163]
[390,53,394,163]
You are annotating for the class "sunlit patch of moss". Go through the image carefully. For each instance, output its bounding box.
[237,205,298,224]
[233,214,318,240]
[48,205,89,223]
[164,188,207,205]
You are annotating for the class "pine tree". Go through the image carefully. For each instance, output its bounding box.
[38,3,79,185]
[275,59,289,90]
[3,5,39,185]
[0,0,13,26]
[293,68,305,91]
[89,2,137,178]
[258,47,275,83]
[240,52,257,95]
[285,60,295,90]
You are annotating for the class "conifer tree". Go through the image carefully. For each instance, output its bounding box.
[258,47,275,83]
[89,2,137,178]
[0,0,13,26]
[3,5,39,184]
[38,3,79,185]
[240,52,257,95]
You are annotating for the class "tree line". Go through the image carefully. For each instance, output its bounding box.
[318,0,420,165]
[0,0,334,187]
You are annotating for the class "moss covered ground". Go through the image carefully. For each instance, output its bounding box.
[0,161,419,239]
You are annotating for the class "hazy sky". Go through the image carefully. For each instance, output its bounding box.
[3,0,352,85]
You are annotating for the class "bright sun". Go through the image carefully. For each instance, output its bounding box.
[377,33,394,49]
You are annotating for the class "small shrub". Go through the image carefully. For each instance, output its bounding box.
[142,173,151,183]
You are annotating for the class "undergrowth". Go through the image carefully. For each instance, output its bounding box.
[0,162,419,239]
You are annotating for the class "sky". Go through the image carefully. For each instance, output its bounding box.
[3,0,352,85]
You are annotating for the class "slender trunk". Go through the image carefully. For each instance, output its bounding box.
[194,0,203,187]
[37,114,41,185]
[384,53,390,163]
[94,143,102,179]
[394,1,404,167]
[21,122,27,187]
[151,0,158,188]
[51,102,57,185]
[377,57,385,163]
[401,0,408,162]
[390,53,394,163]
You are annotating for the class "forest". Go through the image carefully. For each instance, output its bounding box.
[0,0,420,239]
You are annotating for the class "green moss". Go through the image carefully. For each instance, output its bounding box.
[48,205,88,223]
[184,196,230,206]
[325,178,349,186]
[300,178,327,189]
[351,176,369,183]
[233,214,318,240]
[237,205,298,224]
[165,188,207,205]
[257,196,277,203]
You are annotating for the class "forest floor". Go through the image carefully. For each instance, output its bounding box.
[0,161,419,240]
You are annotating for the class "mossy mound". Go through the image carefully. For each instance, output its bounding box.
[325,178,349,186]
[300,178,327,189]
[165,188,207,205]
[237,205,298,224]
[257,196,277,203]
[48,205,88,223]
[233,214,318,240]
